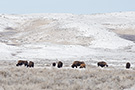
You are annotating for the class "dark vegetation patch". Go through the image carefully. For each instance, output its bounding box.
[5,27,14,30]
[118,34,135,42]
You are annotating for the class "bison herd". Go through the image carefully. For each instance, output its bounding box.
[16,60,131,69]
[16,60,34,67]
[52,61,63,68]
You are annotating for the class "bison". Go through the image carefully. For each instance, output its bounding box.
[80,63,86,68]
[52,62,56,67]
[97,61,108,68]
[27,61,34,67]
[57,61,63,68]
[16,60,28,66]
[126,62,130,69]
[71,61,85,68]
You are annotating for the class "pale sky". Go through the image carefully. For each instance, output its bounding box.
[0,0,135,14]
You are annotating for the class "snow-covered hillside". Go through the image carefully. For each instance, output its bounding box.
[0,12,135,66]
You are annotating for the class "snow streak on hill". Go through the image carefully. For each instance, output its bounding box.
[0,12,135,63]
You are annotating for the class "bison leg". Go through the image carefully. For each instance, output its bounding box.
[24,64,27,66]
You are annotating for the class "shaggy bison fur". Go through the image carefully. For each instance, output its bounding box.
[97,61,108,67]
[126,62,130,69]
[57,61,63,68]
[27,61,34,67]
[71,61,85,68]
[16,60,28,66]
[80,63,86,68]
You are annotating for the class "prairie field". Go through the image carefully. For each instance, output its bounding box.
[0,12,135,90]
[0,60,135,90]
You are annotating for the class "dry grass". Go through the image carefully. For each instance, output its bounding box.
[0,61,135,90]
[114,28,135,35]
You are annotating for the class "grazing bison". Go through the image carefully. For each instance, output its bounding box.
[57,61,63,68]
[97,61,108,68]
[52,62,56,67]
[71,61,85,68]
[80,63,86,68]
[16,60,28,66]
[27,61,34,67]
[126,62,130,69]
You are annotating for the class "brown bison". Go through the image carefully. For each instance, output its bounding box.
[126,62,130,69]
[97,61,108,67]
[80,63,86,68]
[71,61,85,68]
[52,62,56,67]
[27,61,34,67]
[57,61,63,68]
[16,60,28,66]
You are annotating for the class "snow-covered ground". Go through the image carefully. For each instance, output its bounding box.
[0,12,135,89]
[0,12,135,64]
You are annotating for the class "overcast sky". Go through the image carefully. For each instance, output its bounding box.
[0,0,135,14]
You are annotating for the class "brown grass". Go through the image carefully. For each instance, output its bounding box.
[0,61,135,90]
[114,28,135,35]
